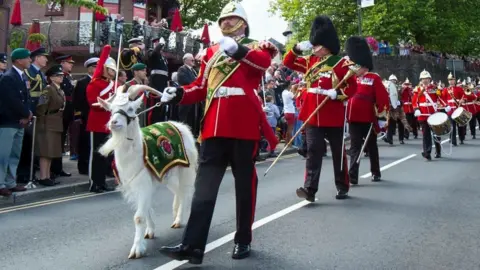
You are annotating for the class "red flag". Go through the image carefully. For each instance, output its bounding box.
[170,9,183,32]
[10,0,22,26]
[200,23,210,45]
[25,20,41,51]
[95,0,107,22]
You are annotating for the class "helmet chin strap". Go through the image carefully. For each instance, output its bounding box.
[221,20,245,36]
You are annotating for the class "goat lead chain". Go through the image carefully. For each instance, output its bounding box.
[136,102,163,117]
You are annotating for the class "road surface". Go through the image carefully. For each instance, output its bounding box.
[1,136,480,270]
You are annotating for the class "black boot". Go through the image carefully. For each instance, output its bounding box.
[371,175,381,182]
[296,187,315,202]
[232,244,251,260]
[159,244,204,264]
[335,190,348,200]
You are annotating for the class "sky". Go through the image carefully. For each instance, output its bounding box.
[193,0,289,44]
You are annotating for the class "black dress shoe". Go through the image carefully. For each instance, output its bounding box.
[58,171,72,177]
[232,243,251,260]
[421,152,432,161]
[350,177,358,185]
[371,175,381,182]
[101,185,115,192]
[336,190,349,200]
[400,140,405,144]
[36,179,56,186]
[296,187,315,202]
[159,244,204,264]
[435,153,441,158]
[89,186,104,193]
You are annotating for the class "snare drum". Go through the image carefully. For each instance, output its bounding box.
[427,112,451,136]
[451,107,472,127]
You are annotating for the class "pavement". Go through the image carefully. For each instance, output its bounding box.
[0,142,299,206]
[1,135,480,270]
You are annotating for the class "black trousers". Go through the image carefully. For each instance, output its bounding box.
[182,138,259,249]
[405,113,418,137]
[387,118,404,142]
[420,121,441,155]
[77,121,90,174]
[348,123,380,180]
[178,103,202,138]
[17,125,38,180]
[468,113,480,136]
[304,125,349,193]
[89,132,109,188]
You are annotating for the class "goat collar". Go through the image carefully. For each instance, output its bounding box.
[113,109,137,141]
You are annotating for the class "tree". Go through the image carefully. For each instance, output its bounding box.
[36,0,107,14]
[270,0,480,56]
[179,0,240,29]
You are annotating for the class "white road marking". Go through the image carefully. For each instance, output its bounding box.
[153,199,313,270]
[360,154,417,178]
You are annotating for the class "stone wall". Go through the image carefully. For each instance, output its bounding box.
[372,54,479,85]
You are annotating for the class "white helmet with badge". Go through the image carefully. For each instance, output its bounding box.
[419,69,431,79]
[388,74,398,81]
[218,2,249,36]
[104,57,117,72]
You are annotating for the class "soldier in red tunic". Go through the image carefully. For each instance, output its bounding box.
[412,70,444,160]
[441,72,465,145]
[401,78,417,139]
[344,36,390,185]
[463,83,479,139]
[158,2,278,264]
[86,45,116,193]
[282,16,357,201]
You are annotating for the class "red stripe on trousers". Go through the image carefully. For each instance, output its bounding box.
[342,146,349,187]
[250,142,259,229]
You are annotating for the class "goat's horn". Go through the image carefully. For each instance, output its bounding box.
[127,85,163,100]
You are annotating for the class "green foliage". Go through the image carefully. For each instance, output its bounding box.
[179,0,240,29]
[27,33,47,43]
[35,0,107,14]
[270,0,480,56]
[9,29,25,50]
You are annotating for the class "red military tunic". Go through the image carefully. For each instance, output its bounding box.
[347,72,389,125]
[176,37,277,147]
[462,90,478,114]
[412,84,439,121]
[401,86,414,114]
[86,45,115,133]
[283,51,357,127]
[441,86,463,113]
[295,87,307,111]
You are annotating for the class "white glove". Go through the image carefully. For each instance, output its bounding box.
[326,89,337,100]
[445,106,452,113]
[414,109,421,117]
[161,87,177,103]
[296,40,313,51]
[378,120,387,129]
[219,36,238,54]
[396,100,401,106]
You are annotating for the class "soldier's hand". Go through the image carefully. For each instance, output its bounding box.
[326,89,337,100]
[396,100,401,106]
[414,109,421,117]
[219,36,238,54]
[445,106,452,113]
[161,87,177,103]
[296,41,313,51]
[378,120,387,129]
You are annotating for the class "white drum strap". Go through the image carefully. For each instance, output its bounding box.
[424,93,437,111]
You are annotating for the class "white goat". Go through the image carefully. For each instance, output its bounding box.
[95,85,197,259]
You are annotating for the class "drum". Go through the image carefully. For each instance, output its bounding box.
[451,107,472,127]
[427,112,451,136]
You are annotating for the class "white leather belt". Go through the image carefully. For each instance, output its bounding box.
[403,102,412,105]
[213,87,245,98]
[419,103,435,107]
[307,88,328,95]
[464,102,475,105]
[151,69,168,76]
[447,99,456,103]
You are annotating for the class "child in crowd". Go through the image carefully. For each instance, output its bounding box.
[263,92,280,157]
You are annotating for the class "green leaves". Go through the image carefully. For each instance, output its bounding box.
[179,0,240,29]
[271,0,479,56]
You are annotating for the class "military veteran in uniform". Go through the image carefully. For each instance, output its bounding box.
[35,65,66,186]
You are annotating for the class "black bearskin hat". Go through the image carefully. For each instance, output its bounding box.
[309,15,340,55]
[346,36,374,70]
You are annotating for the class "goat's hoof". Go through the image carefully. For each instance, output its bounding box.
[170,222,182,229]
[144,233,155,239]
[128,242,146,259]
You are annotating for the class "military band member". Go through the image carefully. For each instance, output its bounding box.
[283,15,357,201]
[86,45,116,193]
[120,37,145,81]
[401,78,417,139]
[441,72,465,145]
[18,47,49,183]
[412,70,444,160]
[345,36,389,184]
[73,57,99,175]
[159,1,278,263]
[146,37,171,124]
[124,62,148,126]
[385,74,411,145]
[464,83,479,139]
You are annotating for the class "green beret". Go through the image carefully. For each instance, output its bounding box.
[11,48,31,61]
[132,63,146,71]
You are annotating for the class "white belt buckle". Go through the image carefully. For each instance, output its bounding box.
[218,87,228,97]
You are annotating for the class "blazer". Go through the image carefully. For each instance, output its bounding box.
[0,67,31,128]
[177,65,197,86]
[72,75,92,122]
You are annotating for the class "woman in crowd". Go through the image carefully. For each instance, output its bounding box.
[282,83,296,145]
[35,65,66,186]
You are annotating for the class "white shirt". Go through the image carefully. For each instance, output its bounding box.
[282,90,295,114]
